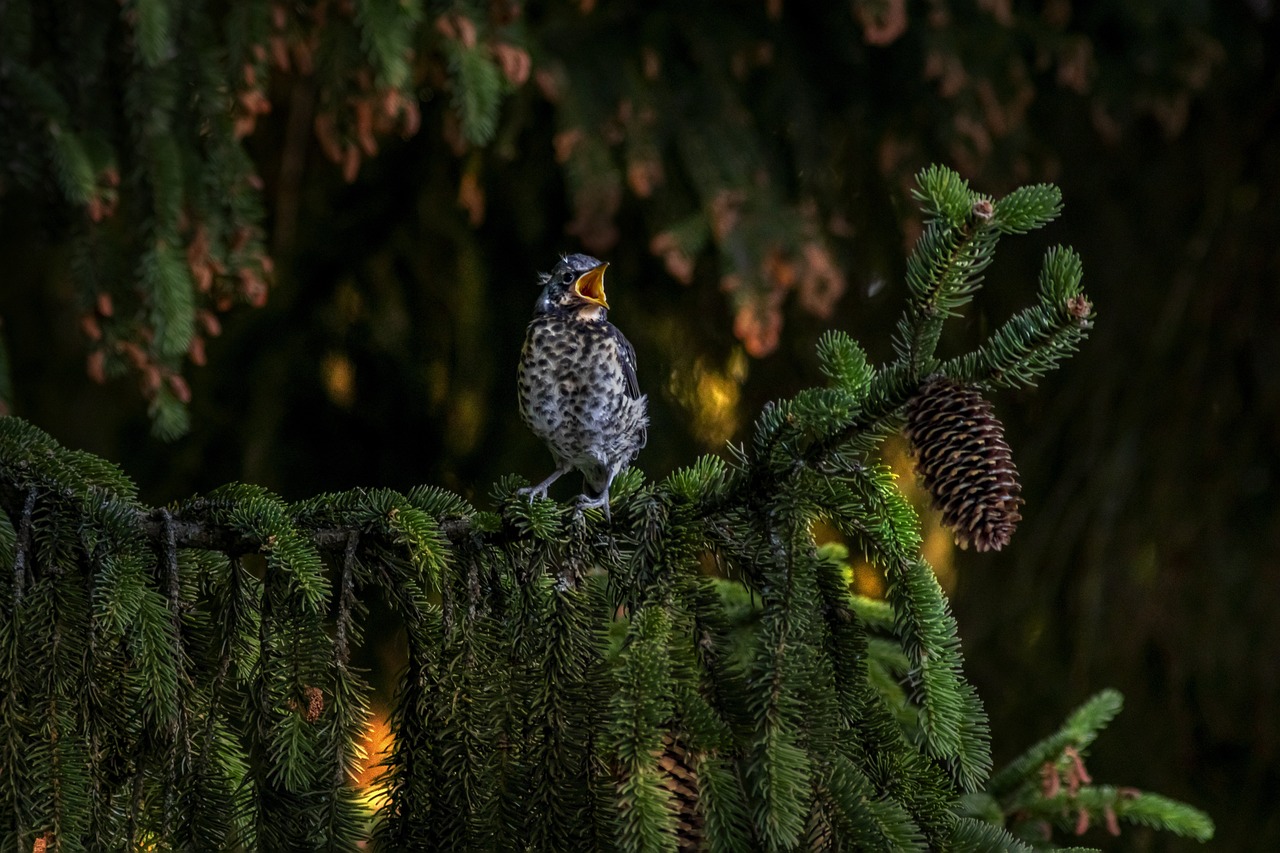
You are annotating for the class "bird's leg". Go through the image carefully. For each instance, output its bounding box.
[574,485,611,523]
[574,461,617,522]
[519,464,572,500]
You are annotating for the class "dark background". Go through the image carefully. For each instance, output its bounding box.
[2,2,1277,849]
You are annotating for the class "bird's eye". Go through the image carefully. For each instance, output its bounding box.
[561,272,574,284]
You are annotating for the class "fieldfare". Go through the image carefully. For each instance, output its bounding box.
[517,254,648,521]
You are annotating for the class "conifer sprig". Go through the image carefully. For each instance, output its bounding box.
[945,688,1214,846]
[987,689,1123,798]
[947,246,1092,390]
[894,167,1065,383]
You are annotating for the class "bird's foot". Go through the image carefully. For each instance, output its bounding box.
[574,492,611,523]
[519,467,571,502]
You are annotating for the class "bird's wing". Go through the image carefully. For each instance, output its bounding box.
[608,323,641,400]
[608,322,647,449]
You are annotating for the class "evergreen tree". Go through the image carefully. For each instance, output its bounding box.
[0,168,1211,851]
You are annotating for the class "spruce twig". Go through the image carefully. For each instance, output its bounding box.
[126,760,146,849]
[11,486,34,605]
[159,509,185,838]
[336,533,358,667]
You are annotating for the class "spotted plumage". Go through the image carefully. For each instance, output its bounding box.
[517,254,648,520]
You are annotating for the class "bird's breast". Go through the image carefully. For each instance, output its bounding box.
[518,318,637,446]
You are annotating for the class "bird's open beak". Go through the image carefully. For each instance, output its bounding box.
[574,263,609,309]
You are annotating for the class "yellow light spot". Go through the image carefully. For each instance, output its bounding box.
[924,522,957,593]
[810,519,842,545]
[447,388,484,455]
[852,560,886,599]
[425,361,450,407]
[322,352,356,408]
[668,348,749,447]
[884,435,957,591]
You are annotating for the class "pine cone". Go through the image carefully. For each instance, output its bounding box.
[657,733,703,851]
[905,377,1023,552]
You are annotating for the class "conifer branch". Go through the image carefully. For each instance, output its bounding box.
[335,533,358,667]
[0,169,1216,850]
[158,509,188,838]
[11,486,34,606]
[987,689,1122,798]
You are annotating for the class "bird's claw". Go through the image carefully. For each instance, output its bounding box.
[574,493,611,523]
[518,485,549,500]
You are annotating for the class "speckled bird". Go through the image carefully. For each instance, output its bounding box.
[517,254,648,520]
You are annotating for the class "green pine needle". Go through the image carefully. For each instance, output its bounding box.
[387,505,447,590]
[699,756,752,853]
[49,127,97,206]
[1113,790,1215,841]
[665,454,729,503]
[141,241,196,361]
[827,755,926,850]
[129,0,173,68]
[913,165,974,225]
[1029,786,1214,843]
[610,608,675,850]
[405,484,474,519]
[354,0,424,89]
[993,183,1063,234]
[148,132,185,237]
[954,681,994,793]
[148,384,191,440]
[450,42,504,146]
[947,815,1035,852]
[849,594,897,632]
[816,330,874,396]
[1038,245,1087,306]
[748,725,811,849]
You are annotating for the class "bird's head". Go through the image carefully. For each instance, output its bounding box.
[534,254,610,319]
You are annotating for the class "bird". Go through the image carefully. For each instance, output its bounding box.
[517,253,648,521]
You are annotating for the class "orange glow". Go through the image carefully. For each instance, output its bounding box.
[810,519,842,546]
[322,352,356,408]
[821,437,958,599]
[354,703,394,800]
[882,435,957,593]
[923,521,957,593]
[852,562,887,599]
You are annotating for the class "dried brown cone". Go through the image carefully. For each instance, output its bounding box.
[657,732,704,851]
[905,377,1023,552]
[302,685,324,723]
